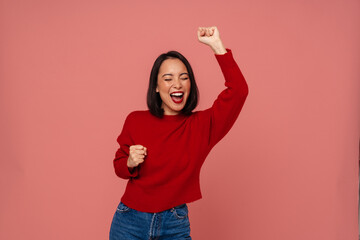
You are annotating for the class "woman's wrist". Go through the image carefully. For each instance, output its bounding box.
[210,40,227,55]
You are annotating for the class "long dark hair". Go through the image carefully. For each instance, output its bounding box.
[147,50,199,118]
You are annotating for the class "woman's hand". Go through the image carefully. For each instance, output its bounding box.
[197,26,227,55]
[127,145,147,168]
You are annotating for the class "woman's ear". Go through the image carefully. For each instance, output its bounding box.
[156,86,159,92]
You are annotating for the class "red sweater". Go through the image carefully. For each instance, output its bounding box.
[113,48,249,213]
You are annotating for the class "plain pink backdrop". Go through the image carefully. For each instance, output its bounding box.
[1,0,359,239]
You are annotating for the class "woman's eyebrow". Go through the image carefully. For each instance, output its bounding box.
[162,73,173,77]
[161,73,188,78]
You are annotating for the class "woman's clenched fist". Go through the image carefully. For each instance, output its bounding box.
[197,26,220,45]
[197,26,227,55]
[127,145,147,168]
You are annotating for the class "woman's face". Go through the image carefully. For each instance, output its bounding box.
[156,58,191,115]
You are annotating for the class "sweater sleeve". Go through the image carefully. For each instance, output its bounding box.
[113,112,139,179]
[204,48,249,149]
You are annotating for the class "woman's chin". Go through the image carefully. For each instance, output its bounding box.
[162,99,187,114]
[163,106,183,115]
[172,103,186,111]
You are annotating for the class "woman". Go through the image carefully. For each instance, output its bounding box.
[110,26,249,240]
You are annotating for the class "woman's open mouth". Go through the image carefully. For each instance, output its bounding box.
[170,92,184,104]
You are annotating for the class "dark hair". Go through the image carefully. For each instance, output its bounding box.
[147,50,199,118]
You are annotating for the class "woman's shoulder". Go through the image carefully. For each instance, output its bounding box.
[126,110,151,120]
[121,110,151,129]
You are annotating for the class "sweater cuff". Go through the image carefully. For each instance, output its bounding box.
[119,157,139,178]
[214,48,237,68]
[128,166,139,177]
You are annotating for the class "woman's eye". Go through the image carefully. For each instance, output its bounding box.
[181,78,188,80]
[165,79,172,81]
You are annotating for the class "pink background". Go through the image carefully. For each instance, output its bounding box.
[1,0,359,239]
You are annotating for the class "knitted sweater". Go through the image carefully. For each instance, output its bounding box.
[113,48,249,213]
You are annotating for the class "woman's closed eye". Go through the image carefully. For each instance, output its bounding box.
[165,78,188,81]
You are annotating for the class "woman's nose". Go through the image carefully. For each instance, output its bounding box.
[173,78,182,88]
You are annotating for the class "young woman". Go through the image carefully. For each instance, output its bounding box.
[109,26,249,240]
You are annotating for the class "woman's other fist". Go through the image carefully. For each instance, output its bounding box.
[127,145,147,168]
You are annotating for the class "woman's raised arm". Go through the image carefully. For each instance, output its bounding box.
[197,26,249,149]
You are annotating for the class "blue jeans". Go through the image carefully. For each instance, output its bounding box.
[109,201,192,240]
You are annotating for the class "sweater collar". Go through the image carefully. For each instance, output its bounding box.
[160,113,188,121]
